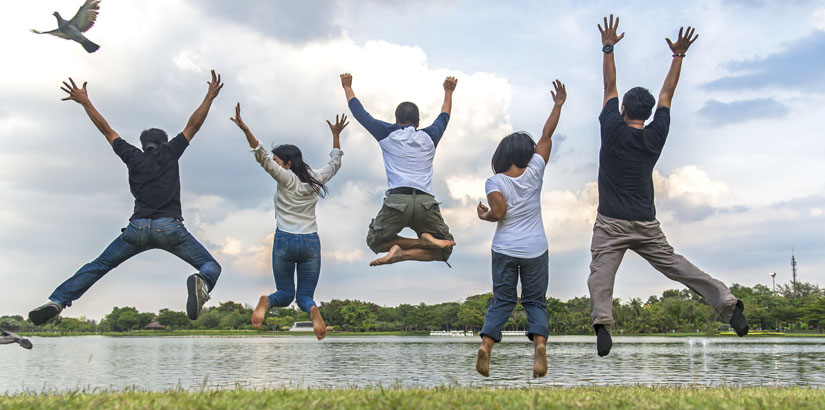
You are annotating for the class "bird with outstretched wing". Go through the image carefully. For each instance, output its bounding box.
[1,330,33,350]
[31,0,101,53]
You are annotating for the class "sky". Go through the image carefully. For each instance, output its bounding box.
[1,0,824,320]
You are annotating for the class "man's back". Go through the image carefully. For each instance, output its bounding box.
[112,133,189,220]
[597,97,670,222]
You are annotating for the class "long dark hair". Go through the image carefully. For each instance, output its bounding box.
[491,131,536,174]
[271,144,328,197]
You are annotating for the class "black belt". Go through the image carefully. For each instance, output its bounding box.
[388,187,429,195]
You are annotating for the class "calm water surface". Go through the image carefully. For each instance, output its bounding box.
[1,335,823,393]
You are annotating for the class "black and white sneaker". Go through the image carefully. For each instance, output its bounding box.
[28,301,64,326]
[729,300,749,337]
[186,274,210,320]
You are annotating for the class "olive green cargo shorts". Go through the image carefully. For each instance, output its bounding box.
[366,193,455,261]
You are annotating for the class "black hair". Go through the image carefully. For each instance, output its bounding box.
[491,131,536,174]
[271,144,329,197]
[139,128,168,151]
[394,102,420,125]
[622,87,656,121]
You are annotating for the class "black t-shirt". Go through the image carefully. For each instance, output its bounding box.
[597,97,670,221]
[112,133,189,220]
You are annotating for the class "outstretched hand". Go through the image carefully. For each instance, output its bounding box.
[229,103,247,130]
[206,69,224,100]
[443,76,458,92]
[340,73,353,89]
[326,113,349,136]
[598,14,625,46]
[551,79,566,106]
[666,26,698,55]
[60,78,90,105]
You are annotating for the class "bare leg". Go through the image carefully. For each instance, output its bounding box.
[476,335,494,377]
[369,246,443,266]
[378,233,456,252]
[251,295,269,328]
[532,335,547,378]
[310,305,326,340]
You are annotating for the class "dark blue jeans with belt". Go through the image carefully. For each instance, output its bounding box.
[268,228,322,313]
[49,218,221,307]
[480,250,550,342]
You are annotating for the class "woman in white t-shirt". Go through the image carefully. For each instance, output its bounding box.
[230,103,347,340]
[475,80,566,378]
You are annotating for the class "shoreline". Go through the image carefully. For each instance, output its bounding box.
[17,330,825,338]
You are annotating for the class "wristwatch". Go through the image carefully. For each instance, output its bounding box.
[602,44,614,54]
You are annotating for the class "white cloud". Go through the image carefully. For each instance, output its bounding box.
[813,9,825,31]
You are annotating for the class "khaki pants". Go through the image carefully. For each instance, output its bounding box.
[588,213,738,329]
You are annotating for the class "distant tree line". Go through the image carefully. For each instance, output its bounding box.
[2,281,824,334]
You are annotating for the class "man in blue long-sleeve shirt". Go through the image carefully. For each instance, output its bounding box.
[341,73,457,267]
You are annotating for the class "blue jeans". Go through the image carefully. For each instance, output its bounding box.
[49,218,221,306]
[268,229,322,313]
[480,250,550,342]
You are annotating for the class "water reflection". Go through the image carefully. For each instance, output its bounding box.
[0,336,823,393]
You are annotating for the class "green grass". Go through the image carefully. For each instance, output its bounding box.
[2,387,824,409]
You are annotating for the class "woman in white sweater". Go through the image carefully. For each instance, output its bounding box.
[230,103,347,339]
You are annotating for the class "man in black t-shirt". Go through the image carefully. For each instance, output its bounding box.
[588,16,749,357]
[29,71,224,325]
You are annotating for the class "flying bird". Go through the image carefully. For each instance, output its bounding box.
[1,330,33,350]
[31,0,101,53]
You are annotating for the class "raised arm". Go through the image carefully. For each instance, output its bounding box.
[325,113,348,150]
[229,103,260,149]
[182,69,223,141]
[658,26,698,109]
[60,78,120,145]
[598,14,625,107]
[536,80,566,163]
[341,73,356,102]
[441,76,457,115]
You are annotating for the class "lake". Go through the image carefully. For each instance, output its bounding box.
[1,335,823,393]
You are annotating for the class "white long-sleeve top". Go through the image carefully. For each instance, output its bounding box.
[251,143,343,234]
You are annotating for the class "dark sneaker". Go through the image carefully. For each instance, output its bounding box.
[186,274,210,320]
[729,300,749,337]
[595,324,612,357]
[28,302,64,326]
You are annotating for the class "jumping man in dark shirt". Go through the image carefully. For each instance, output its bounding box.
[588,15,749,356]
[28,71,224,325]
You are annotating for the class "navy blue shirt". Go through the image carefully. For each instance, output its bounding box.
[112,133,189,220]
[597,97,670,221]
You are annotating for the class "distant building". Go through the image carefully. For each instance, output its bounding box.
[289,321,313,332]
[143,317,166,331]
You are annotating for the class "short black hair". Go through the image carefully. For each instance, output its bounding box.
[139,128,168,151]
[395,102,419,125]
[622,87,656,121]
[491,131,536,174]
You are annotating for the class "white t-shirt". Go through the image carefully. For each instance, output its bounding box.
[251,144,343,234]
[484,153,548,258]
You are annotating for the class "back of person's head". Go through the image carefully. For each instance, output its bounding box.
[139,128,168,151]
[395,102,420,127]
[491,131,536,174]
[271,144,329,197]
[622,87,656,121]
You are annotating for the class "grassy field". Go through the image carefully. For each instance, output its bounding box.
[2,386,824,409]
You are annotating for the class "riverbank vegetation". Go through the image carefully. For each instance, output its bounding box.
[2,386,824,409]
[3,281,823,336]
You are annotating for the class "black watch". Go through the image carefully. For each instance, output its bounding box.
[602,44,614,54]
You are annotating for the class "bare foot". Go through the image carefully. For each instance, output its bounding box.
[251,295,269,328]
[310,305,326,340]
[369,245,405,266]
[420,232,456,249]
[476,345,491,377]
[533,337,547,378]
